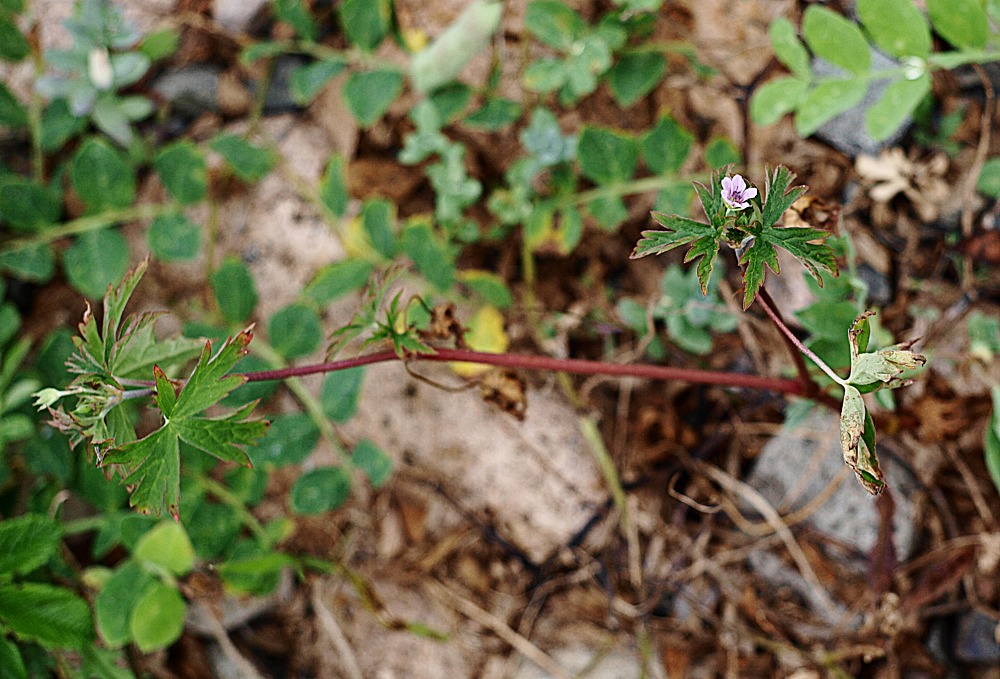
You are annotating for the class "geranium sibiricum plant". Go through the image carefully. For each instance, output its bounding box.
[632,166,926,493]
[35,166,924,519]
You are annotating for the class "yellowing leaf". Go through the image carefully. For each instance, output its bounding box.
[451,306,507,377]
[342,215,380,261]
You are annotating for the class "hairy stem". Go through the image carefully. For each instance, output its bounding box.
[753,292,845,389]
[240,347,806,395]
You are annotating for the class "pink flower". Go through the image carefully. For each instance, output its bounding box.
[721,174,757,210]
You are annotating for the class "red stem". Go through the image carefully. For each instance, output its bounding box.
[240,347,806,396]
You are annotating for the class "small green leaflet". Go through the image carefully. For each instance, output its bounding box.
[101,331,268,518]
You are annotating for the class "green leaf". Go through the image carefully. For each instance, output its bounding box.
[704,137,741,168]
[0,583,94,649]
[840,385,885,494]
[632,212,722,293]
[928,0,988,50]
[268,303,322,359]
[342,70,404,128]
[101,332,267,518]
[587,195,628,230]
[94,560,154,647]
[977,157,1000,198]
[737,167,836,309]
[795,78,868,137]
[139,27,180,61]
[750,76,808,126]
[319,153,349,217]
[464,98,522,130]
[0,179,62,230]
[523,57,566,93]
[802,6,871,75]
[0,637,25,679]
[985,387,1000,495]
[338,0,390,50]
[40,98,87,151]
[210,133,274,182]
[153,141,207,204]
[290,467,351,515]
[607,52,665,108]
[91,96,136,147]
[577,126,638,185]
[429,83,471,123]
[63,229,130,300]
[211,257,257,323]
[252,412,318,467]
[129,581,185,652]
[402,220,455,290]
[71,138,135,212]
[525,0,585,51]
[133,522,194,576]
[352,439,392,488]
[641,114,693,175]
[857,0,931,58]
[290,58,346,105]
[0,242,55,282]
[410,1,503,93]
[320,366,365,423]
[0,514,60,576]
[148,212,201,261]
[458,270,514,308]
[240,40,290,65]
[0,13,29,61]
[362,198,397,259]
[769,17,810,78]
[0,81,27,128]
[865,74,930,142]
[304,259,373,305]
[273,0,317,41]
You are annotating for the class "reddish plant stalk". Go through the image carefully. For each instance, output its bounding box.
[239,347,807,396]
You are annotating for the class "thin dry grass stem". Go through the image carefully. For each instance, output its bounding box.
[426,580,574,679]
[694,461,841,618]
[311,582,364,679]
[201,607,267,679]
[943,443,997,529]
[715,465,850,538]
[960,64,994,291]
[719,278,768,374]
[626,495,644,592]
[667,472,723,514]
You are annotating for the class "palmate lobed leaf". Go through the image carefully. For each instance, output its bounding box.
[102,331,268,518]
[631,213,724,293]
[738,166,838,309]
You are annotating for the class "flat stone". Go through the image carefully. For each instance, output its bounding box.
[213,0,269,33]
[152,65,222,117]
[744,408,918,624]
[813,49,910,158]
[953,610,1000,665]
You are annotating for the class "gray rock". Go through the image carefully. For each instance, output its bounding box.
[152,65,221,117]
[813,49,909,158]
[748,408,917,560]
[213,0,269,33]
[953,610,1000,665]
[744,409,918,625]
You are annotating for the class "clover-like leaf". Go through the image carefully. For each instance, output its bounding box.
[101,332,268,518]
